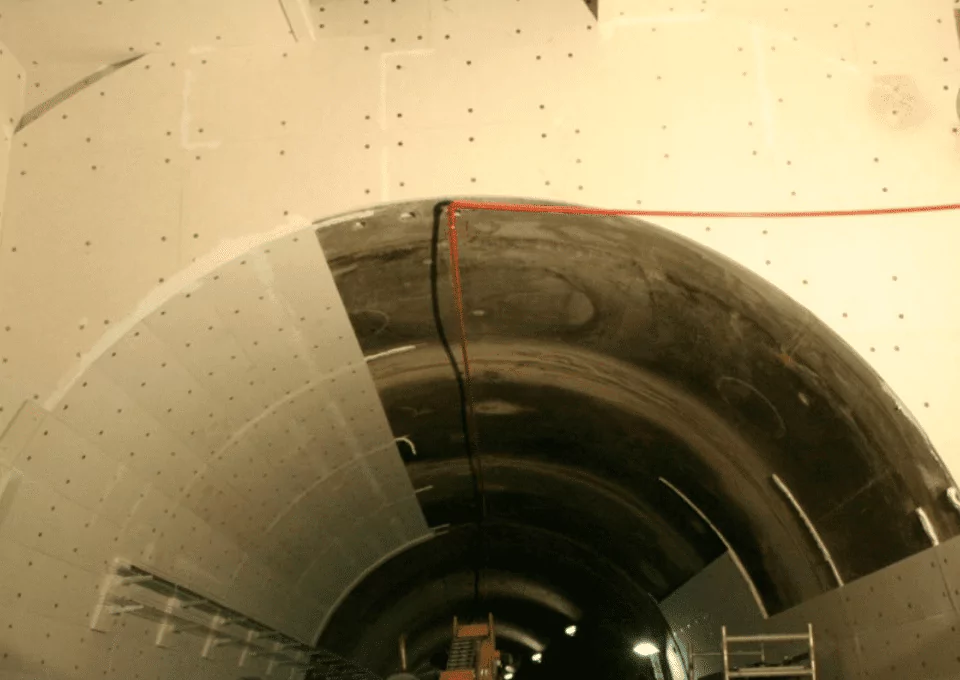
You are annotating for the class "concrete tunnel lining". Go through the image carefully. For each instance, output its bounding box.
[1,0,959,675]
[0,228,433,657]
[309,198,959,675]
[0,196,957,679]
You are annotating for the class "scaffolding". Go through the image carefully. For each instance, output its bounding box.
[88,560,380,680]
[721,625,816,679]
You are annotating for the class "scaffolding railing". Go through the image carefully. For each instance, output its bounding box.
[89,559,381,680]
[721,624,816,679]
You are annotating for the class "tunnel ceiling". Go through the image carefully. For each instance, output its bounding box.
[316,198,959,673]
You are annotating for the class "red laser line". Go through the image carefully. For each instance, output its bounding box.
[443,197,960,459]
[448,199,960,221]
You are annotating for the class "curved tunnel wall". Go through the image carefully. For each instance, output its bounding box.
[0,197,957,679]
[0,230,430,677]
[0,0,959,678]
[314,199,960,674]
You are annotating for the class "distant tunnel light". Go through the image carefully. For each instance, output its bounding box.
[504,674,514,680]
[531,652,543,663]
[633,641,659,657]
[564,624,577,637]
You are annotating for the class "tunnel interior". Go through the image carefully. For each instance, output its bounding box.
[1,0,958,676]
[312,199,959,678]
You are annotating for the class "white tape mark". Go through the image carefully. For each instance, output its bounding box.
[365,345,417,363]
[947,487,960,514]
[772,474,843,586]
[916,507,940,546]
[395,435,417,456]
[660,477,769,619]
[414,485,433,494]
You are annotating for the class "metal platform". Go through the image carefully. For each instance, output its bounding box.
[722,625,816,680]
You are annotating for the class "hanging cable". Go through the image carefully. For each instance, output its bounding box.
[432,196,960,612]
[431,202,488,610]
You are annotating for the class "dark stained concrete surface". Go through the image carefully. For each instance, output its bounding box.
[314,198,959,677]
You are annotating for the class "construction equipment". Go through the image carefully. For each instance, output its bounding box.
[720,624,816,679]
[440,614,501,680]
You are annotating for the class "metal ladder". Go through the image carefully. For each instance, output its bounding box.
[446,636,477,670]
[721,624,816,679]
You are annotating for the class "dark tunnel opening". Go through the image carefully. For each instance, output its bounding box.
[311,198,959,678]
